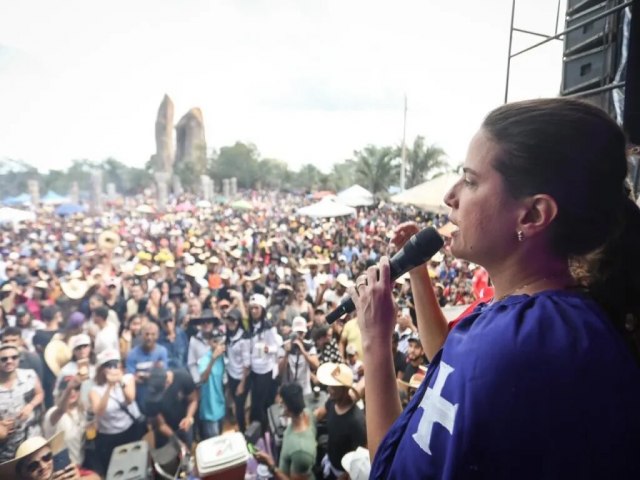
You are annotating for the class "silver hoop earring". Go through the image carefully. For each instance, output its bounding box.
[517,230,524,242]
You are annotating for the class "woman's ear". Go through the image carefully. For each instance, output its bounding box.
[518,194,559,237]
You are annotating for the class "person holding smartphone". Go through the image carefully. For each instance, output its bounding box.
[197,329,226,439]
[43,377,100,479]
[0,431,79,480]
[88,349,140,476]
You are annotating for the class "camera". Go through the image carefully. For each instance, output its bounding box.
[289,334,313,355]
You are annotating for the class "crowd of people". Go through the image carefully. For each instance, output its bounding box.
[1,97,638,480]
[0,194,484,479]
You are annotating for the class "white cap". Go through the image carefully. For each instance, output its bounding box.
[249,293,267,310]
[292,316,307,333]
[96,348,120,367]
[68,334,91,350]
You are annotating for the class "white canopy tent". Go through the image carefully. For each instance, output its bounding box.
[337,184,374,207]
[390,172,459,214]
[297,197,357,218]
[0,207,36,224]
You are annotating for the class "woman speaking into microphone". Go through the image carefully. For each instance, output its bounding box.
[350,98,640,479]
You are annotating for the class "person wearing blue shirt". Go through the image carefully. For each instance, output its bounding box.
[158,312,188,369]
[351,99,640,479]
[341,240,360,264]
[198,329,226,439]
[125,322,169,415]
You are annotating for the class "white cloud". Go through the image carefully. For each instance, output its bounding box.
[0,0,566,174]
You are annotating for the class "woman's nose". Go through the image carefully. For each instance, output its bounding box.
[444,181,459,208]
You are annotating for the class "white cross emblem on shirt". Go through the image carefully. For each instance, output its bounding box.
[412,361,459,454]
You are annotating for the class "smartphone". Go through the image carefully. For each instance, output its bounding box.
[246,442,258,456]
[53,449,71,472]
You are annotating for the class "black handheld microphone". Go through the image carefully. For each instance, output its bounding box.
[326,226,444,324]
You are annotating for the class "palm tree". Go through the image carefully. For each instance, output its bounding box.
[328,160,357,192]
[354,145,399,197]
[405,136,447,188]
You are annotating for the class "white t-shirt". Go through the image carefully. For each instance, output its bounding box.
[285,345,318,395]
[43,407,86,466]
[225,330,250,381]
[89,373,140,434]
[93,323,119,356]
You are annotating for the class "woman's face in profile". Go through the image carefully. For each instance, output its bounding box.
[444,129,523,266]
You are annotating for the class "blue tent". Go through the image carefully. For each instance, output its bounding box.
[3,193,31,206]
[55,203,86,216]
[41,191,69,205]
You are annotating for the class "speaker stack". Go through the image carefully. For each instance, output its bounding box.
[560,0,625,113]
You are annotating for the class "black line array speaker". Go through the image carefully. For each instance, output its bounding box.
[561,1,622,96]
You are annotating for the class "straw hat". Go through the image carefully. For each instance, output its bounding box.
[316,362,353,387]
[0,431,65,479]
[98,230,121,251]
[336,273,354,289]
[185,263,207,279]
[133,264,150,277]
[69,270,84,280]
[219,268,233,280]
[60,278,88,300]
[244,271,261,282]
[44,337,72,376]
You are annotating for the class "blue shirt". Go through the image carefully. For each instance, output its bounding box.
[125,344,169,413]
[158,327,189,369]
[197,351,225,422]
[371,291,640,479]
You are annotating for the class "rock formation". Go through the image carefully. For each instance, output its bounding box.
[175,108,206,166]
[153,94,175,173]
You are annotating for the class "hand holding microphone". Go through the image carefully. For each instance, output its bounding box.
[326,226,444,324]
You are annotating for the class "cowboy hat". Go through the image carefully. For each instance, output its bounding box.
[244,271,261,282]
[60,278,88,300]
[44,337,72,376]
[335,273,354,289]
[0,431,65,479]
[98,230,121,251]
[316,362,353,387]
[185,263,207,279]
[133,264,150,277]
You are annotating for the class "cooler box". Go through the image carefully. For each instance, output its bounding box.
[195,432,249,480]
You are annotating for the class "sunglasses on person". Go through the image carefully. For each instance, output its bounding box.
[25,451,52,473]
[103,360,119,369]
[60,383,81,392]
[0,354,18,363]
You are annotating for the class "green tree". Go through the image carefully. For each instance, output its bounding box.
[354,145,399,197]
[256,158,292,190]
[210,142,260,189]
[327,160,357,192]
[295,164,327,192]
[404,136,448,188]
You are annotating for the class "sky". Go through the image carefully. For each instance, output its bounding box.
[0,0,567,174]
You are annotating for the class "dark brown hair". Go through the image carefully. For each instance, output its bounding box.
[483,98,640,354]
